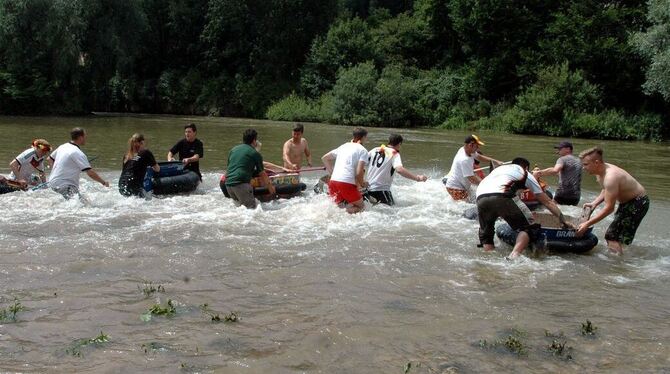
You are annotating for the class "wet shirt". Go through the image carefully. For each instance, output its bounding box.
[476,164,542,198]
[225,144,263,186]
[445,147,477,190]
[48,142,90,189]
[366,145,402,191]
[328,142,369,185]
[9,147,45,182]
[169,138,203,177]
[556,154,582,198]
[118,149,157,195]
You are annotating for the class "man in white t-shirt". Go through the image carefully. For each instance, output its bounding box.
[365,134,427,205]
[321,127,369,214]
[445,134,502,202]
[48,128,109,199]
[476,157,572,259]
[8,139,51,188]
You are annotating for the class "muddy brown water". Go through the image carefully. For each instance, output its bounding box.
[0,114,668,372]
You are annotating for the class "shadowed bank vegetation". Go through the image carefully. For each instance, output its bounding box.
[1,0,668,140]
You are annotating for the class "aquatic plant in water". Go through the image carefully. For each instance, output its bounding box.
[0,299,24,322]
[581,320,598,336]
[141,299,176,321]
[479,328,528,356]
[65,331,109,357]
[200,304,238,322]
[139,281,165,297]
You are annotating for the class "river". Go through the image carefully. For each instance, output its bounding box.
[0,114,668,372]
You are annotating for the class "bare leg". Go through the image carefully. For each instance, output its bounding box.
[346,199,365,214]
[483,244,495,252]
[606,240,624,256]
[508,231,530,259]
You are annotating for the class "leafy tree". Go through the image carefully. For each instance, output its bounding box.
[632,0,670,101]
[331,61,380,125]
[0,0,85,113]
[300,17,379,97]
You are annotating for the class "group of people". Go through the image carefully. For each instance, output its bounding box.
[1,124,650,258]
[442,134,649,258]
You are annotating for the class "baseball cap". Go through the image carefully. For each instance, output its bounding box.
[464,134,485,146]
[553,141,573,149]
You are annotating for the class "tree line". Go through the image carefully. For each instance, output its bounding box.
[1,0,668,140]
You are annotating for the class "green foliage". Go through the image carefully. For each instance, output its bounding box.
[331,62,381,125]
[0,299,25,321]
[374,64,418,127]
[581,319,598,336]
[479,328,528,356]
[300,17,379,97]
[66,331,109,357]
[504,63,601,136]
[141,299,176,321]
[632,0,670,102]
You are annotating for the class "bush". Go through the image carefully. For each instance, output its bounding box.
[569,110,666,141]
[331,62,381,125]
[508,63,601,136]
[374,64,418,127]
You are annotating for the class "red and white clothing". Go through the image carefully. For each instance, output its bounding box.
[366,145,402,192]
[9,147,46,183]
[445,147,479,191]
[48,142,91,190]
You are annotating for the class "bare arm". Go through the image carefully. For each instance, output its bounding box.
[533,163,562,178]
[396,166,428,182]
[322,153,335,175]
[152,163,160,172]
[355,161,367,188]
[85,169,109,187]
[584,189,605,209]
[577,185,617,236]
[167,151,175,161]
[537,193,571,227]
[183,154,200,165]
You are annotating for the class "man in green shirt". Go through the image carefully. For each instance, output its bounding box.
[225,129,275,209]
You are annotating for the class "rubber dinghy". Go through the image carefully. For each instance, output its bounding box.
[495,212,598,254]
[144,161,200,195]
[220,173,306,202]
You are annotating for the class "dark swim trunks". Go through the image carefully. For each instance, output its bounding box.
[605,195,650,245]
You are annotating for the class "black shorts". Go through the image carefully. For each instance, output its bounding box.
[476,194,531,245]
[365,190,394,206]
[553,194,580,206]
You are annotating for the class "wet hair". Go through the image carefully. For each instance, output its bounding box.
[388,134,403,146]
[70,127,85,141]
[512,157,530,169]
[184,123,197,132]
[125,133,145,161]
[352,127,368,141]
[293,123,304,133]
[579,146,603,160]
[243,128,258,145]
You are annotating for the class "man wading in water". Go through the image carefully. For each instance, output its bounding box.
[576,146,649,255]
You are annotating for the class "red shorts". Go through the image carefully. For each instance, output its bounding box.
[328,180,362,204]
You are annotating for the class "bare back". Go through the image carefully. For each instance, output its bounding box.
[283,138,309,169]
[601,163,646,203]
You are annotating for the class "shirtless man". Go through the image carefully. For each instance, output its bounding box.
[283,123,312,170]
[576,146,649,255]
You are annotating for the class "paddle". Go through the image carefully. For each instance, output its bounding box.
[274,166,326,175]
[474,160,511,173]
